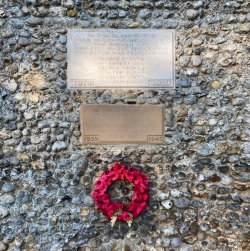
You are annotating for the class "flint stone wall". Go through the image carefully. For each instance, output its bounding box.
[0,0,250,250]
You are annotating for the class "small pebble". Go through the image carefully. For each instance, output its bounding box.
[161,200,173,210]
[171,237,180,247]
[212,81,221,89]
[218,165,230,173]
[174,197,191,209]
[186,9,199,20]
[179,78,191,88]
[0,206,9,218]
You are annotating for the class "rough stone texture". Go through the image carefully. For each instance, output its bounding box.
[0,0,250,251]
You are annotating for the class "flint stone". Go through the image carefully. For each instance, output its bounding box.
[239,215,249,222]
[9,6,23,17]
[186,9,199,20]
[59,35,67,44]
[179,223,189,234]
[192,163,204,172]
[152,20,163,28]
[0,159,10,167]
[219,220,231,229]
[241,142,250,154]
[0,206,9,218]
[207,238,218,250]
[10,18,24,28]
[24,111,34,120]
[218,165,229,173]
[2,183,15,193]
[4,139,20,146]
[19,37,32,46]
[139,9,151,19]
[234,173,250,182]
[0,194,15,204]
[162,227,175,236]
[130,1,145,8]
[119,10,127,18]
[182,234,197,244]
[170,189,181,197]
[62,0,74,8]
[0,9,7,17]
[197,143,214,156]
[164,2,175,9]
[52,141,67,151]
[139,227,149,237]
[245,79,250,89]
[221,176,234,185]
[212,80,221,89]
[192,56,202,66]
[228,203,240,211]
[161,200,173,210]
[158,192,169,200]
[84,196,94,206]
[179,78,191,88]
[193,1,204,9]
[0,130,11,140]
[198,158,212,165]
[174,197,191,209]
[5,122,17,130]
[30,135,41,145]
[232,98,246,106]
[73,158,88,175]
[157,237,170,247]
[226,212,239,221]
[156,214,167,221]
[192,200,204,208]
[59,122,71,128]
[241,196,250,203]
[171,237,180,247]
[38,120,50,128]
[26,17,43,26]
[165,19,178,29]
[2,78,18,92]
[16,191,32,204]
[26,74,48,89]
[184,94,198,105]
[199,222,211,231]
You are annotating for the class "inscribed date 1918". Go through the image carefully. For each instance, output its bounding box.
[67,29,175,89]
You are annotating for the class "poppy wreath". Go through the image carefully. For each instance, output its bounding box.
[92,162,149,227]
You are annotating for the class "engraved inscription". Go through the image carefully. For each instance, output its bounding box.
[148,136,164,142]
[81,105,164,144]
[67,30,175,89]
[83,136,99,142]
[148,79,173,88]
[73,79,95,87]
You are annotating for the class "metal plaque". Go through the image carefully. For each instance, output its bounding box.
[80,104,164,144]
[67,29,175,89]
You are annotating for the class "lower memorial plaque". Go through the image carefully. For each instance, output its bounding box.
[80,104,164,144]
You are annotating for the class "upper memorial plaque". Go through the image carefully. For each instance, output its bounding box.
[67,29,175,89]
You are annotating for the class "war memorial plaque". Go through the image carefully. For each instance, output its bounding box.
[80,104,164,144]
[67,29,175,89]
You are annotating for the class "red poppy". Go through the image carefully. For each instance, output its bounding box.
[118,211,131,221]
[92,162,149,225]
